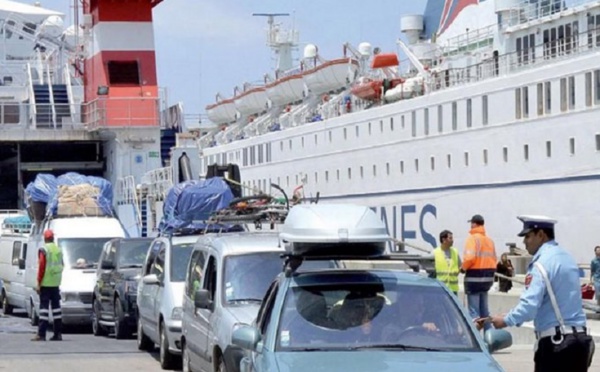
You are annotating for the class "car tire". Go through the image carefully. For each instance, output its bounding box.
[114,297,130,339]
[29,300,39,326]
[182,340,192,372]
[159,321,177,370]
[137,317,154,351]
[92,299,107,336]
[1,290,13,315]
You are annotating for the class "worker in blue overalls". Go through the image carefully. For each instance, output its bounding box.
[488,215,594,371]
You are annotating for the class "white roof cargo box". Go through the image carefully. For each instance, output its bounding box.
[280,204,390,257]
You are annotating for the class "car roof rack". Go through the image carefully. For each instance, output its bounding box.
[282,252,435,277]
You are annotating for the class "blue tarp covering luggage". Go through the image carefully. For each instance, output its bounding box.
[24,174,58,205]
[160,177,236,234]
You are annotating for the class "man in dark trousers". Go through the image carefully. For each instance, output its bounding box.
[489,215,594,371]
[31,229,64,341]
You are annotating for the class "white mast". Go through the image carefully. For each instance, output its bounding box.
[252,13,299,73]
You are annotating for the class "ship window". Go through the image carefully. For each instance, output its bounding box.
[595,70,600,104]
[336,169,340,181]
[424,108,429,135]
[482,95,488,125]
[277,177,280,185]
[596,15,600,46]
[524,144,530,161]
[401,115,405,129]
[380,120,384,132]
[438,105,443,132]
[360,166,364,178]
[522,87,529,118]
[537,83,544,115]
[295,175,298,185]
[596,134,600,151]
[390,117,394,131]
[280,141,283,151]
[568,76,575,109]
[411,111,416,137]
[289,139,292,150]
[483,149,488,165]
[586,72,593,107]
[572,21,579,49]
[466,99,472,128]
[286,176,289,187]
[565,23,572,53]
[550,28,557,57]
[503,147,508,163]
[464,151,470,167]
[107,61,140,85]
[557,25,564,56]
[515,88,522,119]
[543,29,550,58]
[373,165,377,177]
[447,154,452,169]
[430,156,435,171]
[343,128,347,140]
[452,102,457,130]
[560,78,567,112]
[2,103,19,124]
[386,162,390,175]
[516,37,522,64]
[400,161,405,174]
[414,159,419,173]
[314,134,318,145]
[569,137,575,155]
[546,141,552,157]
[545,81,552,113]
[301,137,305,148]
[529,34,536,62]
[329,131,332,142]
[523,35,529,63]
[587,15,594,48]
[355,125,359,137]
[325,171,329,182]
[368,122,372,135]
[348,168,352,180]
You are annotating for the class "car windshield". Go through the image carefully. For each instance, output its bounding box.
[223,252,283,304]
[118,240,152,268]
[58,238,117,269]
[170,244,194,282]
[276,275,479,352]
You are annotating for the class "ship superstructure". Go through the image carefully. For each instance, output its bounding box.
[196,0,600,263]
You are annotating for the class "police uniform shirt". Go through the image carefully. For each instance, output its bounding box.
[503,240,586,332]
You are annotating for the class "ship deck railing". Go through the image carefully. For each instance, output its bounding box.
[84,97,161,130]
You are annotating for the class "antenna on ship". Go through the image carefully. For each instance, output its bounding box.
[252,12,299,72]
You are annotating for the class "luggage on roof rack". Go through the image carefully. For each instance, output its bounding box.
[207,193,289,229]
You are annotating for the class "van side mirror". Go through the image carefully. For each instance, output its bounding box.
[232,326,262,352]
[484,329,513,353]
[101,260,115,270]
[194,289,213,310]
[18,258,25,270]
[142,274,160,285]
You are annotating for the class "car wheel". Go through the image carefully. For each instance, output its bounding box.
[30,301,39,326]
[114,297,130,339]
[1,290,13,315]
[159,321,176,370]
[92,299,107,336]
[182,340,192,372]
[137,317,154,351]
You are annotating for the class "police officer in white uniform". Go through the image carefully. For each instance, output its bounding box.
[489,215,594,371]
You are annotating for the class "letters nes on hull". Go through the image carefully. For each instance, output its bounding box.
[198,0,600,264]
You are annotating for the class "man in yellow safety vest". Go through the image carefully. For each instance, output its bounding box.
[433,230,461,295]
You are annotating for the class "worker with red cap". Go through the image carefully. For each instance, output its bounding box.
[31,229,64,341]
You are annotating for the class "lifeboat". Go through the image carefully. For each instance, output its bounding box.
[266,69,305,107]
[351,77,404,101]
[384,76,425,102]
[233,85,268,116]
[206,95,237,124]
[371,53,399,69]
[302,58,359,95]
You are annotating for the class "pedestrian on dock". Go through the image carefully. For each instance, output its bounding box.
[462,214,497,332]
[591,245,600,309]
[488,215,594,372]
[433,230,461,295]
[31,229,64,342]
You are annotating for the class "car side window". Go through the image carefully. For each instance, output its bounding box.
[143,241,161,275]
[186,250,206,297]
[150,246,166,280]
[257,282,279,336]
[202,255,217,302]
[11,241,22,266]
[106,243,117,266]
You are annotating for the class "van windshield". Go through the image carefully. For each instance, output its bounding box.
[58,238,118,269]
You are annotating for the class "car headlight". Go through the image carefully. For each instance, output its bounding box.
[171,307,183,320]
[62,292,80,303]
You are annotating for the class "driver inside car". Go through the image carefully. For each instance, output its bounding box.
[379,293,441,341]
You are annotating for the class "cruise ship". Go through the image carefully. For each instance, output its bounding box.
[197,0,600,263]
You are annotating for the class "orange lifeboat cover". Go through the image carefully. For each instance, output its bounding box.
[371,53,399,69]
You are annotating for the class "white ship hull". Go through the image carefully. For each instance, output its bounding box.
[200,47,600,264]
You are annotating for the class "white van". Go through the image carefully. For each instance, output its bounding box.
[0,232,30,314]
[25,216,127,326]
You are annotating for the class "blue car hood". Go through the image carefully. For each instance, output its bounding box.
[273,350,504,372]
